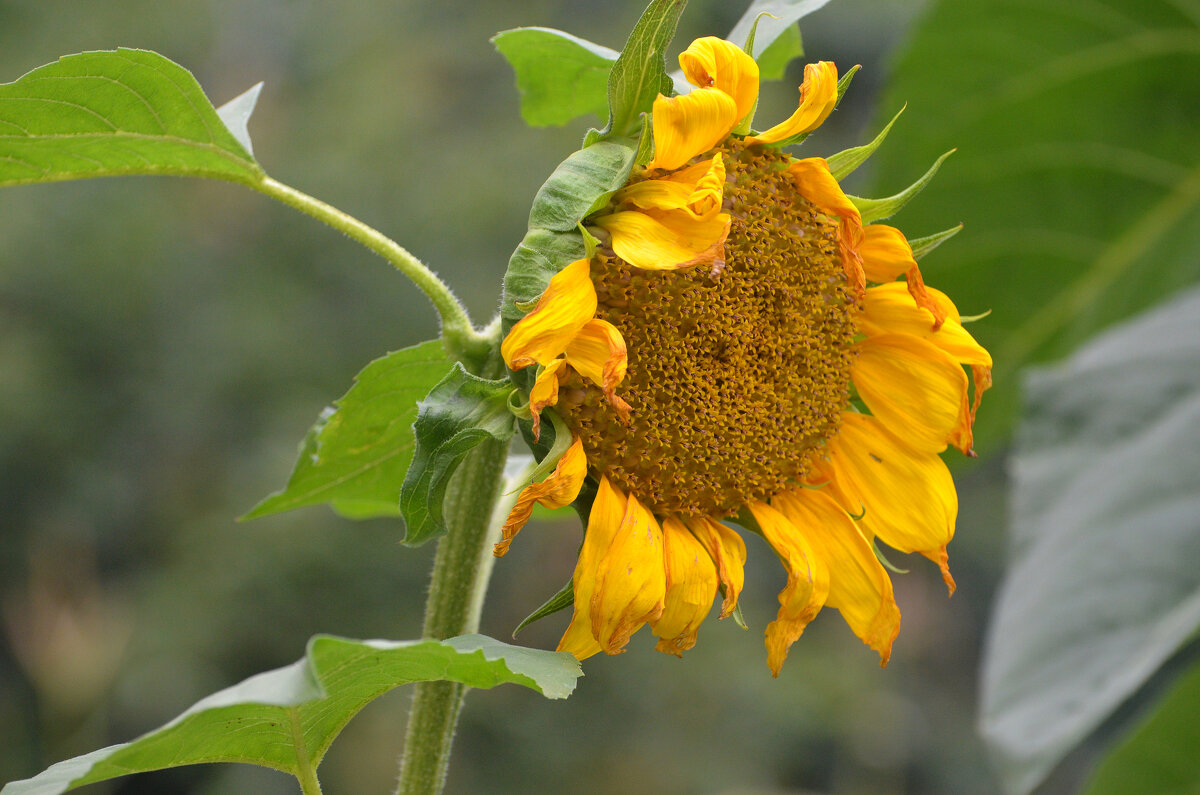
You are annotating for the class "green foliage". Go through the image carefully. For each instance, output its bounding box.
[849,148,954,223]
[826,104,904,180]
[526,141,636,231]
[1086,661,1200,795]
[492,28,617,127]
[0,635,581,794]
[245,341,452,521]
[514,578,575,636]
[0,49,262,187]
[588,0,690,144]
[399,365,515,546]
[754,25,804,80]
[909,224,963,261]
[726,0,831,61]
[871,0,1200,451]
[980,285,1200,794]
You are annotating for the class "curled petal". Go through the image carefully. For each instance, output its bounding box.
[652,517,720,656]
[746,61,838,145]
[565,319,632,421]
[494,437,587,558]
[594,208,730,271]
[616,155,725,221]
[816,412,958,595]
[679,36,760,123]
[860,282,991,368]
[860,225,946,329]
[773,489,901,666]
[528,359,568,440]
[788,157,864,295]
[853,334,972,455]
[557,476,625,660]
[646,88,739,172]
[748,501,830,676]
[687,515,746,618]
[501,259,597,370]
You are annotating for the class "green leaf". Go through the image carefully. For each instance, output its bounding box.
[869,0,1200,451]
[979,285,1200,795]
[0,48,263,187]
[399,364,515,546]
[0,634,580,794]
[527,140,636,231]
[725,0,832,62]
[826,103,905,180]
[589,0,690,144]
[754,24,804,80]
[244,341,452,521]
[1086,661,1200,795]
[848,148,954,223]
[492,28,617,127]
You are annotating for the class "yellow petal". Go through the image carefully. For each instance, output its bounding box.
[852,333,971,455]
[859,225,947,328]
[860,282,992,368]
[646,87,739,172]
[614,154,725,220]
[788,157,864,294]
[816,413,958,595]
[678,37,760,124]
[565,318,632,421]
[501,259,597,370]
[652,517,719,656]
[773,489,901,665]
[747,501,830,676]
[588,485,666,654]
[594,207,730,271]
[746,61,838,145]
[528,359,568,440]
[686,515,746,618]
[557,475,627,660]
[494,436,587,557]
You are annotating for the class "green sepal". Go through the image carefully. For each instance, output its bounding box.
[908,223,963,261]
[826,103,906,180]
[399,365,516,546]
[743,11,778,58]
[243,341,452,521]
[513,578,575,637]
[527,141,636,231]
[1,635,581,795]
[849,149,955,224]
[492,27,617,128]
[872,539,910,574]
[585,0,689,145]
[753,65,858,149]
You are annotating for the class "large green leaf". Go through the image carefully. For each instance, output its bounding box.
[245,341,452,520]
[1086,660,1200,795]
[399,364,515,545]
[492,28,618,127]
[871,0,1200,450]
[1,635,580,794]
[0,48,263,187]
[979,285,1200,794]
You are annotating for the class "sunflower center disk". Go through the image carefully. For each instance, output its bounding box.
[560,142,858,517]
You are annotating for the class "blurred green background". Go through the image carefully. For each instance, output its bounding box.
[2,0,1194,793]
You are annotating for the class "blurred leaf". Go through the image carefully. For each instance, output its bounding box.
[588,0,689,144]
[871,0,1200,450]
[245,341,451,521]
[0,634,581,794]
[753,24,803,80]
[399,364,515,545]
[1086,661,1200,795]
[492,28,617,127]
[0,48,262,187]
[725,0,832,58]
[980,285,1200,795]
[526,140,636,231]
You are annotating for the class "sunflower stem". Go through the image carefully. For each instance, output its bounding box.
[251,176,491,365]
[395,373,512,795]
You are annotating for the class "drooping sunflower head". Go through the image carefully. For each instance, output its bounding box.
[498,35,991,675]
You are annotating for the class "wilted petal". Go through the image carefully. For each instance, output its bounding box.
[859,225,946,328]
[494,436,587,557]
[528,358,568,440]
[652,517,719,656]
[788,157,864,294]
[501,259,597,370]
[646,88,738,172]
[565,318,631,420]
[679,36,760,123]
[594,207,730,271]
[686,515,746,618]
[588,487,666,654]
[746,61,838,145]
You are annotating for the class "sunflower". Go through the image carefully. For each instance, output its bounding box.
[496,37,991,675]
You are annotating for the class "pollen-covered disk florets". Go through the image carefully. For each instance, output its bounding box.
[498,35,992,675]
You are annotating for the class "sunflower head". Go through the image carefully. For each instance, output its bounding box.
[498,33,990,675]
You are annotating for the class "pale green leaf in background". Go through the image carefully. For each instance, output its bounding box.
[1,635,581,794]
[244,340,452,521]
[979,285,1200,794]
[871,0,1200,451]
[0,48,262,187]
[491,28,617,127]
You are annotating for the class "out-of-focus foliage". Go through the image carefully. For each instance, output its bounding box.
[871,0,1200,452]
[4,635,579,794]
[982,285,1200,794]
